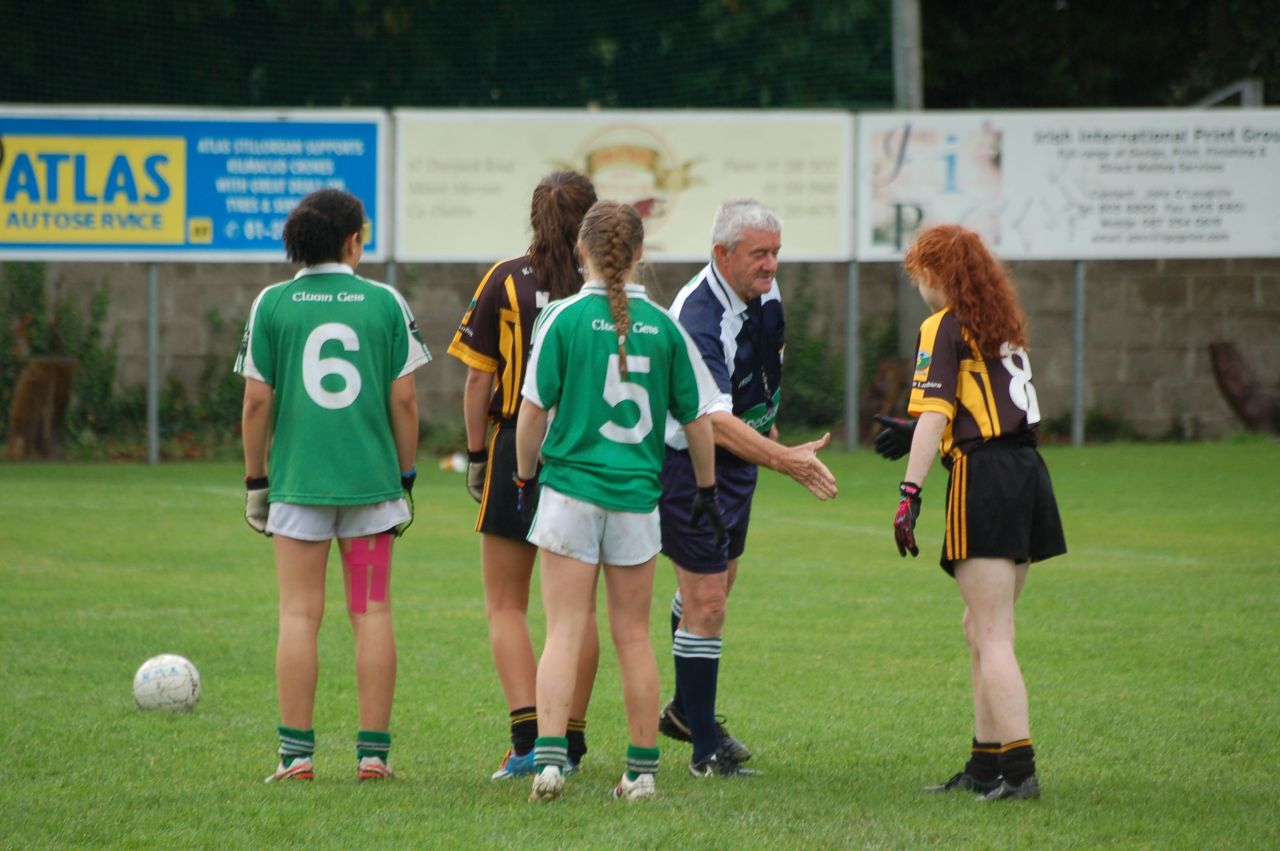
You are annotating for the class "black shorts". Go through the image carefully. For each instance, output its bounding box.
[475,421,531,543]
[940,441,1067,576]
[658,447,757,574]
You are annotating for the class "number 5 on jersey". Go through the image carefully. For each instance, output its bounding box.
[599,354,652,444]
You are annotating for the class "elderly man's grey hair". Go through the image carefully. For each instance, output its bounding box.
[711,198,782,252]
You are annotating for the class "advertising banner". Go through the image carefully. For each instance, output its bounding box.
[395,110,854,262]
[0,107,387,261]
[857,109,1280,260]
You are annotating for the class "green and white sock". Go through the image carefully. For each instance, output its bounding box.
[277,726,314,767]
[357,730,391,762]
[534,736,569,772]
[626,744,660,781]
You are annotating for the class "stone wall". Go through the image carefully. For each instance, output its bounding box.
[34,255,1280,441]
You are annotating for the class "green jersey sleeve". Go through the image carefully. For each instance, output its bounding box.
[234,283,288,385]
[522,294,576,409]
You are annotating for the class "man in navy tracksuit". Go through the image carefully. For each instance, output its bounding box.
[656,198,838,777]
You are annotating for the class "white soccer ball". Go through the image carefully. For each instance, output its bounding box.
[133,654,201,712]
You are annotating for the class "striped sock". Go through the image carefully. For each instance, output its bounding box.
[626,744,660,781]
[277,726,314,768]
[534,736,569,772]
[510,706,537,756]
[673,628,722,763]
[669,591,685,713]
[999,739,1036,786]
[567,717,588,765]
[356,730,391,761]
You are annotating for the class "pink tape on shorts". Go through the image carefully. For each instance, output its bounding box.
[343,534,392,614]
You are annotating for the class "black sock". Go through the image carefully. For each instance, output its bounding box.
[964,738,1001,783]
[510,706,537,756]
[567,717,587,765]
[999,739,1036,785]
[673,629,721,762]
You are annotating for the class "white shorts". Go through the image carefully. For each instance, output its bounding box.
[528,485,660,566]
[267,499,410,541]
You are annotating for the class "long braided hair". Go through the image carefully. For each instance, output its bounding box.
[528,171,597,300]
[578,201,644,378]
[903,224,1028,358]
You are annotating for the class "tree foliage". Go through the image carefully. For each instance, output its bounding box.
[921,0,1280,107]
[6,1,1274,109]
[2,1,891,109]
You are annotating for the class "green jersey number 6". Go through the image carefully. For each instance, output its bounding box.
[303,322,362,410]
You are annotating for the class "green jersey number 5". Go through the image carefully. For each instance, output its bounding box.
[304,322,362,410]
[599,354,652,445]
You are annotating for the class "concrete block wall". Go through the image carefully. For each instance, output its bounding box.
[33,255,1280,441]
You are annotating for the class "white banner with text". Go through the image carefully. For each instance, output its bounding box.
[394,109,854,262]
[856,109,1280,260]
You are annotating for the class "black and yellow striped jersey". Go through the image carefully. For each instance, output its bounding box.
[907,308,1041,465]
[447,256,543,420]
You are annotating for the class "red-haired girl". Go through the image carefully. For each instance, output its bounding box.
[892,224,1066,801]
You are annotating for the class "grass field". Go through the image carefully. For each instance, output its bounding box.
[1,439,1277,849]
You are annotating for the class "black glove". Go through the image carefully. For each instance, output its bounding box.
[893,481,922,557]
[466,449,487,503]
[690,484,728,547]
[514,471,539,528]
[244,475,271,536]
[872,415,916,461]
[395,466,416,537]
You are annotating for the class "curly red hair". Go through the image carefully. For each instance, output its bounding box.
[903,224,1027,357]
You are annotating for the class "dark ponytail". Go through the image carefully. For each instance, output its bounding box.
[528,171,598,300]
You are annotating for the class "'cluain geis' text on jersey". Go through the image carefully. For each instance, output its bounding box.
[235,264,431,505]
[523,282,718,513]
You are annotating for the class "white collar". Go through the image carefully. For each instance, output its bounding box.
[294,263,354,279]
[708,261,748,316]
[582,281,646,296]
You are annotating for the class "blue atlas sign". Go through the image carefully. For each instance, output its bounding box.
[0,107,387,261]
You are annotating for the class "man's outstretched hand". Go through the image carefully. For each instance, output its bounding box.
[776,432,838,500]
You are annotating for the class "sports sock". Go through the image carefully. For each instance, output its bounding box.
[668,592,684,712]
[510,706,537,756]
[534,736,569,772]
[673,628,721,763]
[999,739,1036,786]
[567,717,588,765]
[277,726,314,767]
[626,744,660,781]
[965,737,1001,783]
[357,730,391,762]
